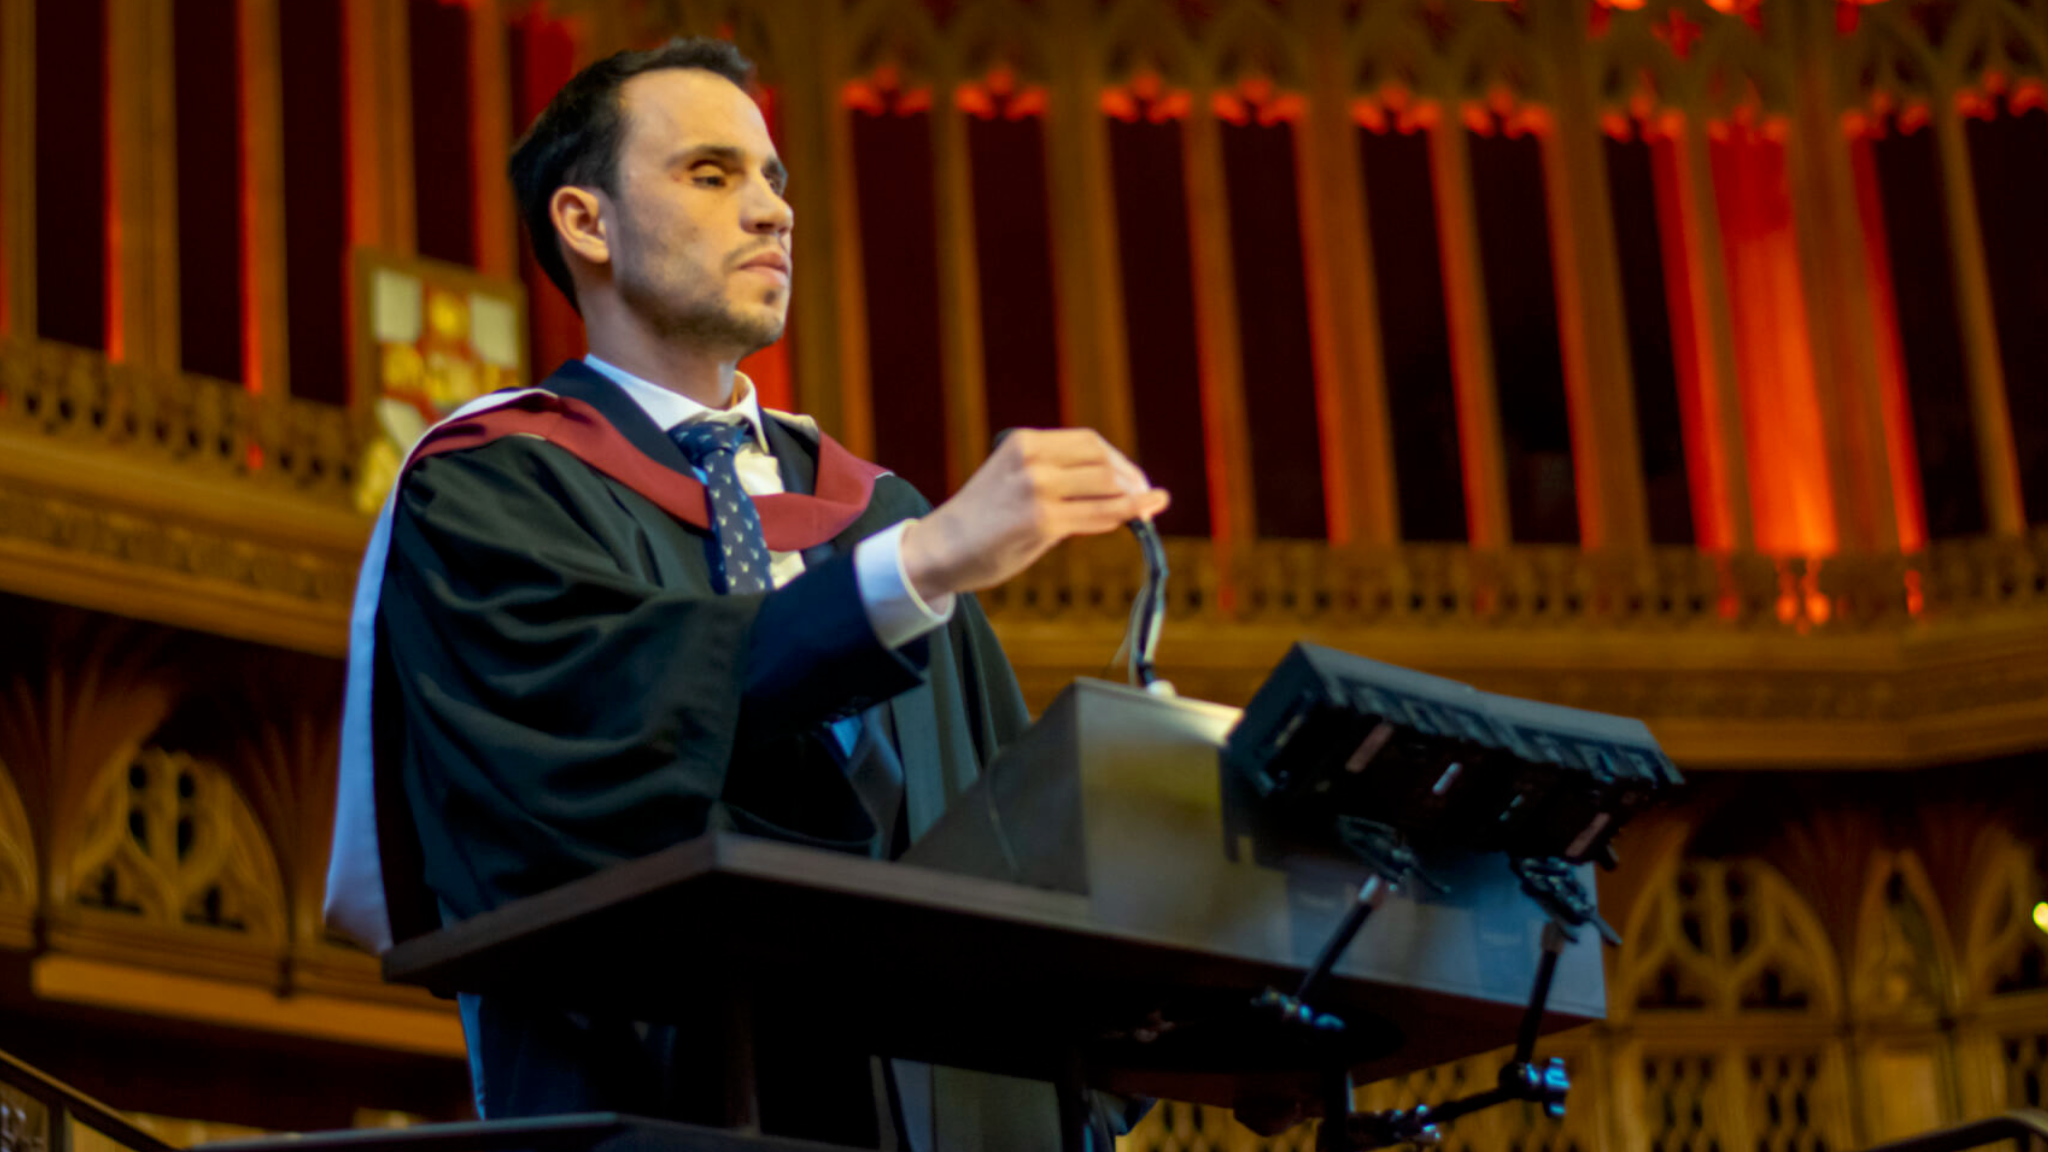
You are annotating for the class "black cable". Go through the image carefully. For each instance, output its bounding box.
[988,427,1169,691]
[1125,517,1168,689]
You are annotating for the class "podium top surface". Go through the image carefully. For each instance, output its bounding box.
[389,832,1376,1094]
[384,830,1100,991]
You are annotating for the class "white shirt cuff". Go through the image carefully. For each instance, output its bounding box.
[854,520,956,649]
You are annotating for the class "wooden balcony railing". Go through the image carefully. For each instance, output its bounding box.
[4,335,2048,663]
[0,338,359,506]
[982,532,2048,634]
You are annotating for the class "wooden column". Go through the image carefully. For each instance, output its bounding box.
[1657,123,1756,552]
[347,0,415,255]
[1043,0,1136,452]
[1181,95,1257,547]
[0,0,31,337]
[242,0,290,396]
[105,0,178,370]
[1931,103,2026,535]
[769,3,852,438]
[931,89,990,491]
[1535,0,1650,550]
[471,0,518,281]
[823,15,876,455]
[1785,0,1897,552]
[1429,118,1511,549]
[562,0,631,59]
[1297,0,1399,547]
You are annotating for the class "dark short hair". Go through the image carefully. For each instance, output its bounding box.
[508,37,754,309]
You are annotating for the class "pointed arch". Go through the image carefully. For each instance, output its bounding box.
[1938,0,2048,88]
[1962,831,2048,1000]
[1201,0,1309,91]
[69,747,286,944]
[946,0,1055,87]
[1602,810,1695,955]
[840,0,948,86]
[1837,5,1946,116]
[1620,855,1845,1020]
[1095,0,1206,88]
[0,756,33,915]
[1435,3,1552,107]
[1687,16,1791,119]
[198,655,346,950]
[1341,0,1440,100]
[1849,849,1961,1016]
[694,0,791,86]
[1731,861,1845,1016]
[0,612,185,908]
[1592,17,1695,118]
[1617,849,1725,1020]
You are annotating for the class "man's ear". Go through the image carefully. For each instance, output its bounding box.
[551,186,610,269]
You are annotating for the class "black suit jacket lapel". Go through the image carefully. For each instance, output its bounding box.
[538,360,703,482]
[763,413,819,496]
[764,414,854,575]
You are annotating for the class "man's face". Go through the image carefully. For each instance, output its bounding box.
[605,69,793,357]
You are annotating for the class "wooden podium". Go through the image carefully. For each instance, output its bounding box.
[363,680,1604,1149]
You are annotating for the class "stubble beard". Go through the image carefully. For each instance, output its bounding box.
[616,230,785,360]
[626,275,784,358]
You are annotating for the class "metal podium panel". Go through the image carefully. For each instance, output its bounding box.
[904,678,1605,1092]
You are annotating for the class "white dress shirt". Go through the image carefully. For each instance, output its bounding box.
[583,355,954,648]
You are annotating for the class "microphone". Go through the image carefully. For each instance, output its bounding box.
[992,429,1172,695]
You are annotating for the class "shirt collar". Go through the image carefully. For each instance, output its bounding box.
[581,354,772,453]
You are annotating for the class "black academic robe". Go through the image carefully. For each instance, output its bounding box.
[371,364,1061,1145]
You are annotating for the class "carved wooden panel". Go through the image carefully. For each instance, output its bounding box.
[1745,1052,1837,1152]
[1966,840,2048,999]
[71,747,285,943]
[1359,1055,1491,1152]
[2007,1031,2048,1112]
[1849,853,1954,1019]
[1640,1053,1722,1152]
[1622,859,1840,1019]
[0,759,32,915]
[0,1085,48,1152]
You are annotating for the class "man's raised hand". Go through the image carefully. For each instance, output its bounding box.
[899,429,1170,600]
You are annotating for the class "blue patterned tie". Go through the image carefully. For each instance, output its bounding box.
[671,420,773,594]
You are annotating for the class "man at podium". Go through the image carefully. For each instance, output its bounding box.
[322,34,1164,1152]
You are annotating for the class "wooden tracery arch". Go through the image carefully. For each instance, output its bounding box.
[0,756,33,949]
[1848,849,1959,1019]
[1200,0,1311,92]
[1620,855,1845,1019]
[1097,0,1208,88]
[1933,0,2048,88]
[1591,12,1698,122]
[69,747,286,946]
[945,0,1056,88]
[1341,0,1439,104]
[1435,2,1554,111]
[1962,831,2048,1001]
[842,0,949,87]
[1686,11,1794,121]
[1838,6,1947,118]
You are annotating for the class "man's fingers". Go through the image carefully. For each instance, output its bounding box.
[1103,445,1152,496]
[1008,431,1153,496]
[1046,489,1170,536]
[1006,428,1116,468]
[1030,463,1124,500]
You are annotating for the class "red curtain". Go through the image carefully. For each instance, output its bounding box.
[1710,124,1836,555]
